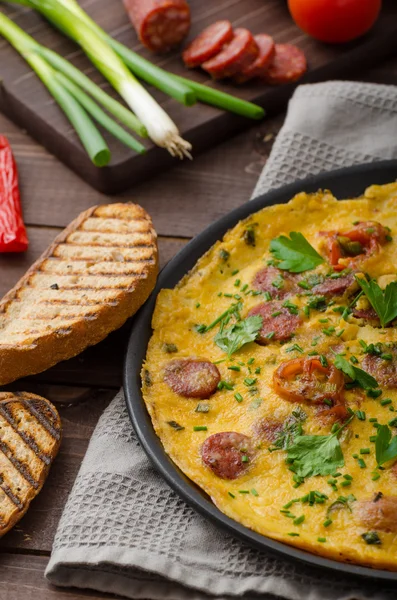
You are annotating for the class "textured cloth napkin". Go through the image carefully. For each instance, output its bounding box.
[46,81,397,600]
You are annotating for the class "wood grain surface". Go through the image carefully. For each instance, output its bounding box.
[0,48,397,600]
[1,0,397,192]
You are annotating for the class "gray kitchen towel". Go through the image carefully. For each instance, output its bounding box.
[46,81,397,600]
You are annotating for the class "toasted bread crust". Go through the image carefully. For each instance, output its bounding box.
[0,392,61,537]
[0,203,158,384]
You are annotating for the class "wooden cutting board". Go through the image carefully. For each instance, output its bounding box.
[1,0,397,194]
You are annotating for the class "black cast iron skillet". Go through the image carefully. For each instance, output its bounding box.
[124,160,397,582]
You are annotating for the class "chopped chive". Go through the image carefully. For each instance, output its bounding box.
[369,418,378,422]
[317,537,326,543]
[360,448,370,455]
[381,353,393,361]
[319,318,329,323]
[352,453,359,459]
[234,392,243,403]
[367,389,382,399]
[234,279,241,287]
[195,402,210,413]
[251,488,259,497]
[241,455,249,463]
[272,310,282,317]
[288,532,300,537]
[247,358,255,365]
[323,399,333,407]
[264,291,272,301]
[228,365,241,372]
[303,306,310,317]
[381,398,392,406]
[266,331,275,339]
[255,367,261,374]
[319,355,328,367]
[369,435,377,442]
[350,355,359,364]
[231,269,239,275]
[293,515,305,525]
[238,490,250,494]
[228,492,235,499]
[244,377,257,386]
[372,472,381,481]
[389,417,397,427]
[358,458,366,468]
[323,519,332,527]
[193,426,208,432]
[286,343,304,353]
[223,293,233,298]
[336,329,345,338]
[356,410,366,421]
[322,327,336,336]
[343,474,353,480]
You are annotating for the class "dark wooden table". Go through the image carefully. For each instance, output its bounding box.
[1,54,397,598]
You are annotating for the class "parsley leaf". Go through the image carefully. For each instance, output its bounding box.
[356,278,397,328]
[286,416,353,478]
[334,355,378,390]
[287,433,344,478]
[270,232,324,273]
[375,424,397,466]
[214,315,262,357]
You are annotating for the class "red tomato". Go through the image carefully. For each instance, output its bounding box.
[288,0,382,44]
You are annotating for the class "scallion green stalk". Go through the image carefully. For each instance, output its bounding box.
[37,47,147,138]
[0,12,110,166]
[26,0,192,158]
[55,73,146,154]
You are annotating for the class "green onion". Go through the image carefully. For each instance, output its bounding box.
[37,47,146,136]
[193,426,208,432]
[0,12,111,166]
[27,0,192,157]
[234,393,243,403]
[28,0,265,119]
[56,73,146,154]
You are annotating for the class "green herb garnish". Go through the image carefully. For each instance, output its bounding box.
[375,424,397,466]
[214,315,263,357]
[334,355,378,390]
[356,278,397,328]
[270,232,324,273]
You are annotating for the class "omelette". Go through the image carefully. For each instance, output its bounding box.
[142,182,397,570]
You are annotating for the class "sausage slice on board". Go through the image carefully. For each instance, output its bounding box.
[124,0,191,52]
[183,20,234,68]
[202,28,259,79]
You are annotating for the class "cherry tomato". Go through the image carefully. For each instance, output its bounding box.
[320,220,389,270]
[287,0,382,44]
[273,358,345,405]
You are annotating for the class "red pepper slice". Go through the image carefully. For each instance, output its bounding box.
[0,136,28,252]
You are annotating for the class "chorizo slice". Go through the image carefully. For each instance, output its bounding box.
[183,20,234,68]
[201,432,253,479]
[355,495,397,533]
[262,44,307,85]
[124,0,191,53]
[252,266,301,299]
[202,28,259,79]
[234,34,275,83]
[312,273,357,298]
[247,301,301,344]
[254,417,284,443]
[273,358,345,405]
[362,350,397,388]
[164,358,220,398]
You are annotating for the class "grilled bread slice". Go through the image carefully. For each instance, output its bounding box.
[0,203,158,385]
[0,392,61,537]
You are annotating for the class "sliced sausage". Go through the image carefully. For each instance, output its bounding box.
[182,20,233,68]
[352,307,380,322]
[362,350,397,388]
[254,417,283,442]
[124,0,191,53]
[355,495,397,533]
[252,266,301,299]
[202,28,259,79]
[248,301,301,344]
[262,44,307,85]
[164,358,220,398]
[273,358,345,405]
[234,34,275,83]
[312,273,357,298]
[201,432,252,479]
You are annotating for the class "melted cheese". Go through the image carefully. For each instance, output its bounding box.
[143,184,397,570]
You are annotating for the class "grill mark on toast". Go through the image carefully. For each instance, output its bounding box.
[0,439,38,488]
[18,397,61,441]
[0,475,24,510]
[0,404,52,464]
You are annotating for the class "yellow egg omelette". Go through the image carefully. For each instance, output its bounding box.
[142,182,397,570]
